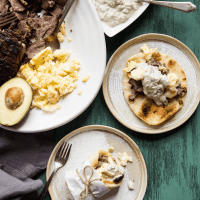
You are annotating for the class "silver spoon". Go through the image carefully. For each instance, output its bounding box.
[44,0,76,51]
[136,0,196,13]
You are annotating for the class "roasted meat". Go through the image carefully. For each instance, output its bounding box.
[0,0,10,13]
[128,79,143,101]
[0,29,26,85]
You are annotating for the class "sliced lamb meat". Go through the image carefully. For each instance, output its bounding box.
[177,86,186,96]
[0,29,26,85]
[147,58,161,67]
[9,21,18,30]
[98,155,108,163]
[13,10,27,20]
[41,0,55,10]
[28,12,37,18]
[128,79,143,93]
[113,174,124,183]
[0,0,10,13]
[129,87,137,101]
[26,39,45,59]
[8,0,27,12]
[54,0,68,6]
[50,4,63,18]
[128,79,143,101]
[27,15,57,39]
[17,20,32,36]
[95,161,105,169]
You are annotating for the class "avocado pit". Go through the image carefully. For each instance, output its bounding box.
[5,87,25,110]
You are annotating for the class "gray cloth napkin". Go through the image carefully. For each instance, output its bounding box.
[0,128,54,200]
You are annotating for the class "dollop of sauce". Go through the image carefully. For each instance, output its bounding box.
[97,157,125,181]
[93,0,142,27]
[131,62,171,106]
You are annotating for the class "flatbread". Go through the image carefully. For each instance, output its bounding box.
[123,51,187,126]
[89,149,123,189]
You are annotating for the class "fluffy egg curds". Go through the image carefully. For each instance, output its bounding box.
[17,47,80,112]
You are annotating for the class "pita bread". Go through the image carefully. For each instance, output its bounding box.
[89,149,124,189]
[123,50,187,126]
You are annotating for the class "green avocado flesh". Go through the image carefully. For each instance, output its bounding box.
[0,77,33,126]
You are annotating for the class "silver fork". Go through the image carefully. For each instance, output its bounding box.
[136,0,196,13]
[37,141,72,200]
[0,12,17,27]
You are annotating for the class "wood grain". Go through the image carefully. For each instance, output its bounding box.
[35,0,200,199]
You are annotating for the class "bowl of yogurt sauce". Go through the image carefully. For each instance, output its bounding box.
[91,0,149,37]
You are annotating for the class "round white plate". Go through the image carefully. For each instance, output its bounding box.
[91,1,149,37]
[1,0,106,133]
[103,34,200,134]
[47,125,147,200]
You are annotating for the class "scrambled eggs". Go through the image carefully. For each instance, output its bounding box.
[67,38,72,42]
[17,47,80,112]
[82,74,90,82]
[123,61,136,73]
[57,22,66,43]
[77,89,82,95]
[141,44,157,61]
[118,152,132,167]
[165,73,180,98]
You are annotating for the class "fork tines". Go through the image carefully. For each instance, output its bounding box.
[56,141,72,160]
[0,12,17,27]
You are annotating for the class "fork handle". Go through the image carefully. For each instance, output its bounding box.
[54,0,76,33]
[37,170,56,200]
[139,1,196,13]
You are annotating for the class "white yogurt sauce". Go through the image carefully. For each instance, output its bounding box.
[131,62,171,106]
[92,0,142,27]
[97,157,125,180]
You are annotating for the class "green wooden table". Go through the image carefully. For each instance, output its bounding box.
[36,1,200,199]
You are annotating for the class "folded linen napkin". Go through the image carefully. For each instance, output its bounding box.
[0,128,54,200]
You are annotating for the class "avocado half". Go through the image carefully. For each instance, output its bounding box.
[0,77,33,126]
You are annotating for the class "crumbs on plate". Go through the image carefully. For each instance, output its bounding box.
[77,89,82,95]
[82,74,90,82]
[17,47,80,112]
[68,38,72,42]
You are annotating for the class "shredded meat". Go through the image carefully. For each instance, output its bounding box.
[27,15,57,40]
[113,174,124,183]
[95,155,109,169]
[50,4,63,18]
[41,0,55,10]
[26,39,45,59]
[0,0,10,13]
[1,0,68,60]
[128,79,143,101]
[177,86,186,96]
[147,58,161,67]
[8,0,26,12]
[98,155,108,163]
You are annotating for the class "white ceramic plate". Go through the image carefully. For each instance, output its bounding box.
[91,1,149,37]
[103,34,200,134]
[47,125,147,200]
[0,0,106,133]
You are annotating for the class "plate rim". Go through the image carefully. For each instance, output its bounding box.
[0,0,107,133]
[46,125,148,200]
[102,33,200,134]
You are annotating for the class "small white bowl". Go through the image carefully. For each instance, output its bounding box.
[91,2,149,37]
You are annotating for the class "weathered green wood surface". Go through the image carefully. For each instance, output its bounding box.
[36,0,200,199]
